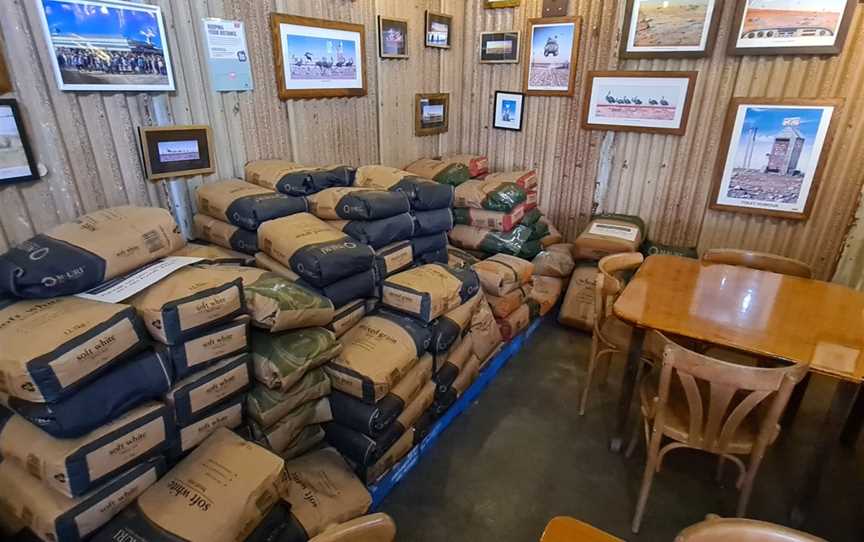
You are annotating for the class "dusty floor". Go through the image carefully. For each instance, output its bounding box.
[381,321,863,541]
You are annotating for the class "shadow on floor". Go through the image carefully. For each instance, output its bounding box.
[381,321,863,542]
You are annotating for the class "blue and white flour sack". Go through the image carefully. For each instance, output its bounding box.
[373,240,414,279]
[195,178,307,230]
[411,208,454,236]
[381,264,481,323]
[170,394,246,458]
[307,187,411,221]
[354,165,455,210]
[164,353,251,427]
[245,160,355,196]
[326,298,367,338]
[0,297,148,403]
[410,231,449,257]
[329,212,415,249]
[0,457,167,542]
[3,349,173,439]
[193,213,260,255]
[0,402,172,498]
[162,316,250,380]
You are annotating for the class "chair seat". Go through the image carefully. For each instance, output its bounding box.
[639,373,759,455]
[541,516,623,542]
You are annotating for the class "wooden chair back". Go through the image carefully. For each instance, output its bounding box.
[651,332,807,454]
[308,513,397,542]
[541,516,624,542]
[594,252,644,331]
[702,248,812,279]
[675,515,827,541]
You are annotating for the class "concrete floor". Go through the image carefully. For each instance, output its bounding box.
[381,321,863,542]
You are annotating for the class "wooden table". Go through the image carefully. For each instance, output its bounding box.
[611,255,864,523]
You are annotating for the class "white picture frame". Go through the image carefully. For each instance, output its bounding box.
[36,0,175,92]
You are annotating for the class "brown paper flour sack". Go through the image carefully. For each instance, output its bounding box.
[171,242,255,266]
[573,214,645,260]
[438,153,489,177]
[0,206,184,298]
[558,262,599,331]
[530,275,566,316]
[486,283,533,319]
[382,263,480,323]
[354,165,455,210]
[128,266,246,344]
[532,244,576,277]
[0,297,148,403]
[92,428,287,542]
[497,302,532,341]
[196,178,307,230]
[193,213,260,255]
[472,253,534,296]
[467,296,503,364]
[244,159,355,196]
[404,158,470,186]
[281,447,372,538]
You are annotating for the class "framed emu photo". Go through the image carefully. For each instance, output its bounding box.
[582,71,697,135]
[709,98,843,220]
[138,125,214,181]
[729,0,856,56]
[620,0,722,59]
[270,13,367,100]
[415,93,449,136]
[523,17,581,96]
[0,100,40,184]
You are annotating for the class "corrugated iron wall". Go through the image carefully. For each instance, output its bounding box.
[1,0,863,281]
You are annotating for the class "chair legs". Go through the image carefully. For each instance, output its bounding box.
[632,426,663,533]
[580,330,615,415]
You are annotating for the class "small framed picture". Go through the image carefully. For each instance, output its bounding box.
[620,0,722,59]
[480,32,520,63]
[485,0,521,7]
[493,91,525,131]
[0,100,40,184]
[709,98,843,220]
[425,11,452,49]
[523,17,582,96]
[270,13,367,100]
[35,0,175,92]
[138,125,215,181]
[581,71,697,135]
[379,16,408,59]
[729,0,856,56]
[415,93,449,136]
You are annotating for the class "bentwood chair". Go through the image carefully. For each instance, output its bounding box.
[580,252,661,415]
[675,515,827,542]
[308,513,396,542]
[701,248,812,279]
[540,516,623,542]
[629,332,807,533]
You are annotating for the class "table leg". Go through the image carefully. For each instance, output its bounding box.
[839,383,864,448]
[790,380,860,527]
[610,327,645,453]
[782,372,811,427]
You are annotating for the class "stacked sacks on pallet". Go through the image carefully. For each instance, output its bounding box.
[354,165,456,267]
[193,178,307,256]
[529,244,576,316]
[473,254,538,341]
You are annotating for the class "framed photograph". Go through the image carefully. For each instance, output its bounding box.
[493,91,525,131]
[620,0,722,59]
[425,11,452,49]
[581,71,697,135]
[729,0,856,56]
[379,16,408,59]
[481,32,520,63]
[709,98,843,220]
[0,46,10,94]
[36,0,174,92]
[523,17,581,96]
[415,93,449,136]
[138,125,214,181]
[0,100,40,184]
[485,0,522,7]
[270,13,367,100]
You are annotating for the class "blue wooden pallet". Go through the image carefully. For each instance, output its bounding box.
[369,315,545,508]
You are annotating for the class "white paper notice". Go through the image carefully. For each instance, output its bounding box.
[205,19,248,60]
[588,222,638,242]
[76,256,203,304]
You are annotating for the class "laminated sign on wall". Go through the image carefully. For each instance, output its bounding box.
[202,18,253,91]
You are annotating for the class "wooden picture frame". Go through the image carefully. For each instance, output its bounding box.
[728,0,856,56]
[485,0,521,7]
[425,11,452,49]
[619,0,722,59]
[522,16,581,97]
[0,46,10,94]
[415,93,449,136]
[0,99,40,184]
[269,13,367,100]
[480,32,520,63]
[708,97,844,220]
[138,125,215,181]
[493,91,525,131]
[378,16,408,59]
[581,71,698,136]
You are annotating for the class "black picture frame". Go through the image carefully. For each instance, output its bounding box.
[493,91,525,131]
[480,32,520,63]
[0,99,40,184]
[138,125,214,181]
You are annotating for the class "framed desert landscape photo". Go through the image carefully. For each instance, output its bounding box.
[620,0,722,58]
[729,0,856,56]
[138,125,214,181]
[425,11,452,49]
[523,17,581,96]
[0,100,40,184]
[581,71,697,135]
[379,16,408,59]
[485,0,522,7]
[493,91,525,131]
[36,0,174,92]
[270,13,366,100]
[709,98,843,220]
[480,32,520,63]
[415,93,449,136]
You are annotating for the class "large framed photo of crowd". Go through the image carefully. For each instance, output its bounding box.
[36,0,175,92]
